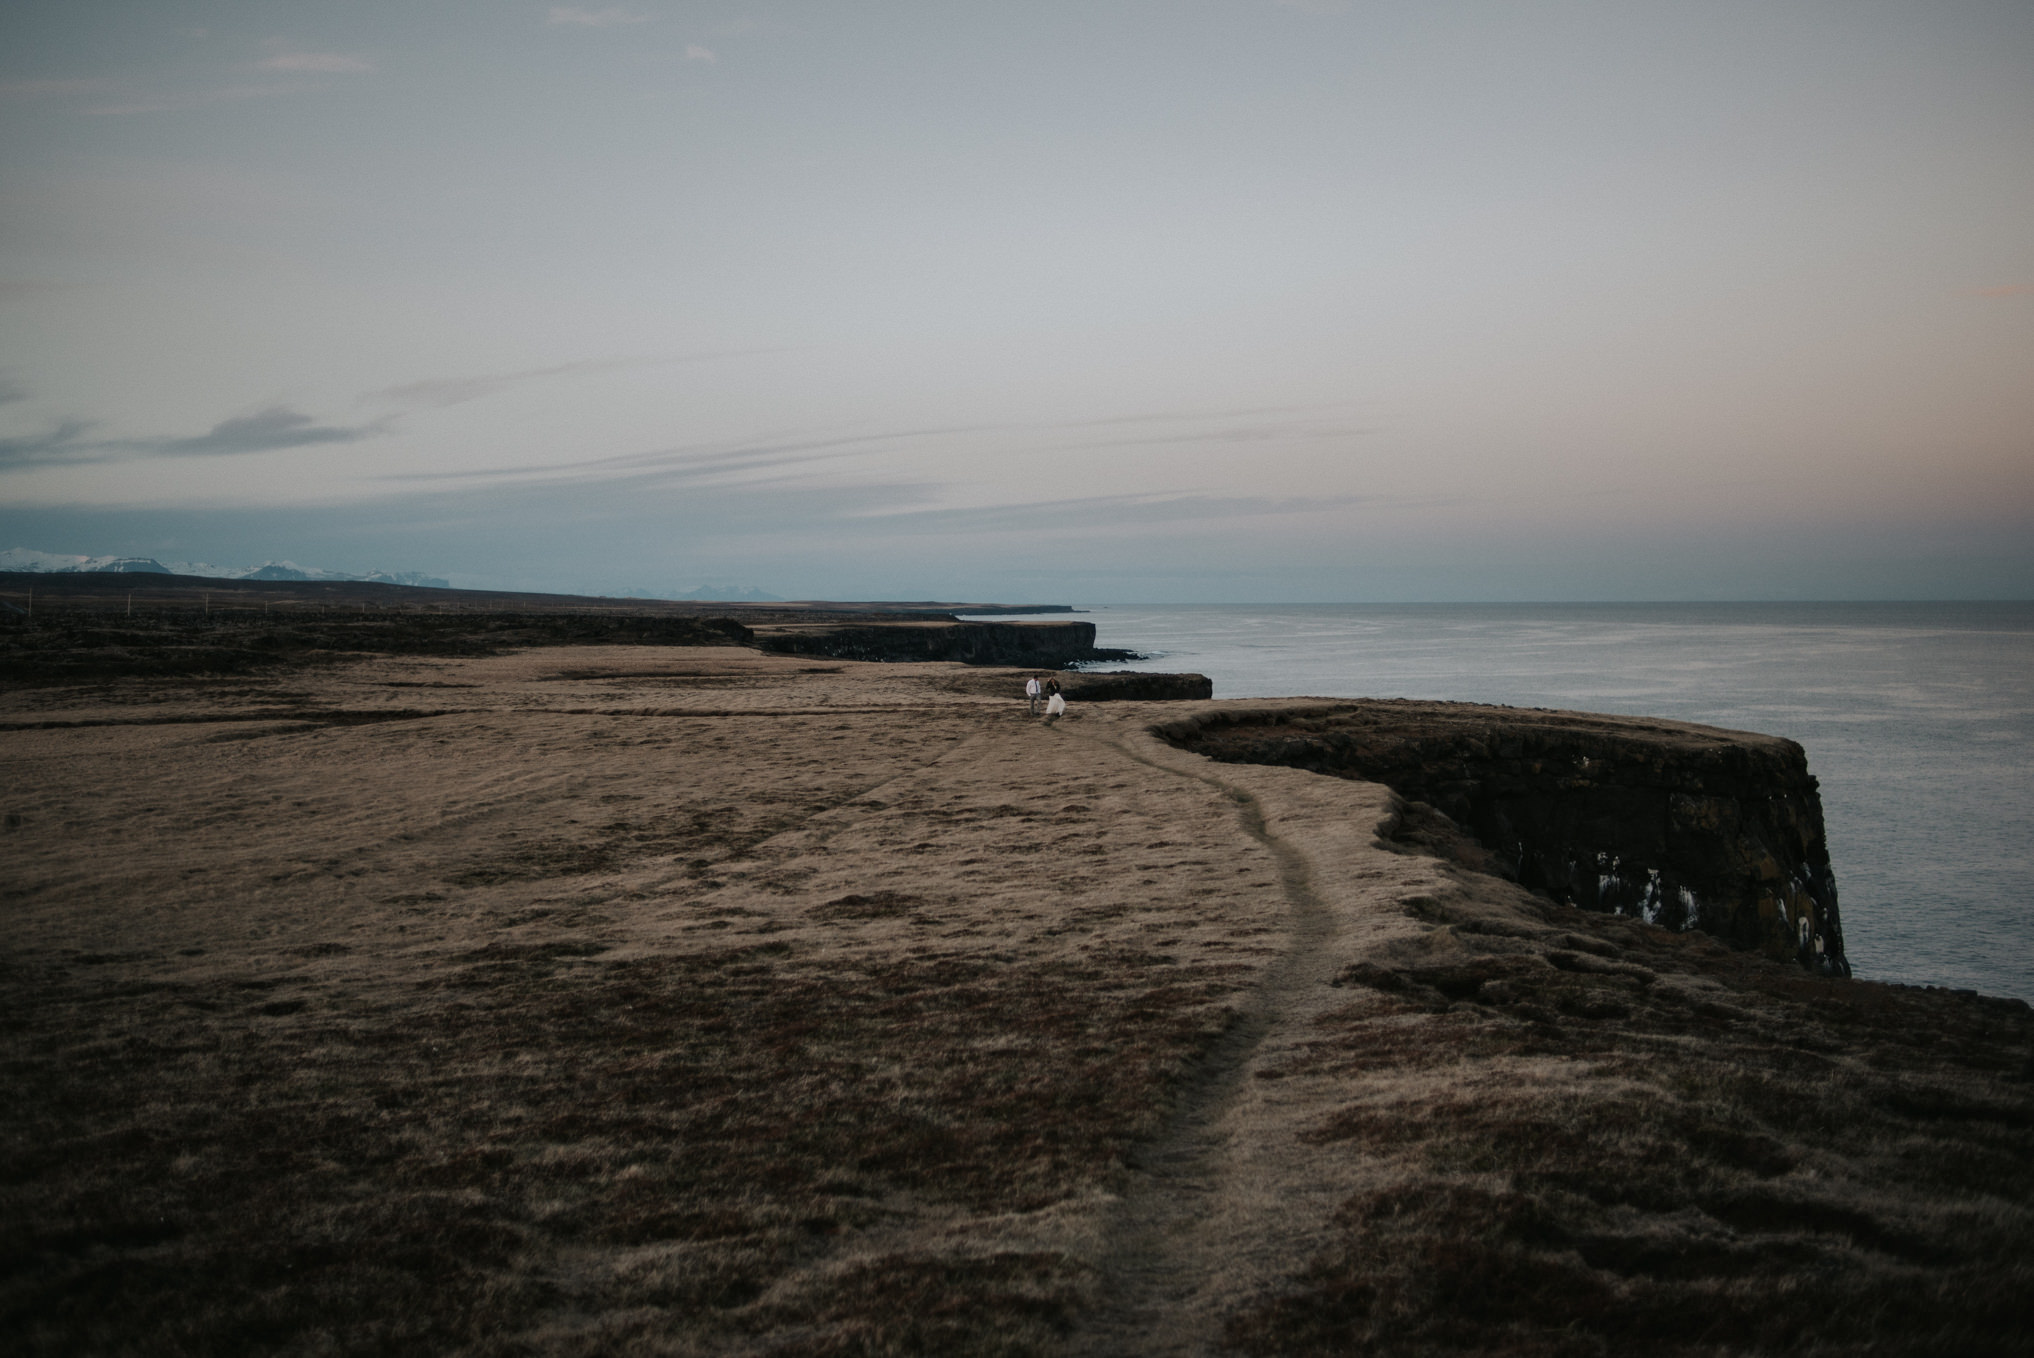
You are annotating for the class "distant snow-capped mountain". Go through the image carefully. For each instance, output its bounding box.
[234,560,451,587]
[0,548,195,575]
[1,547,449,589]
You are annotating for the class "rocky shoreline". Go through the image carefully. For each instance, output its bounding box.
[749,617,1134,668]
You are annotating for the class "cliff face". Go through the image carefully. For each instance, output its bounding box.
[1162,700,1847,975]
[939,669,1214,702]
[1057,671,1213,702]
[750,620,1129,669]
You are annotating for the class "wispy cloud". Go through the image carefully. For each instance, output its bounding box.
[67,42,369,116]
[367,349,780,411]
[0,420,94,468]
[685,45,717,62]
[847,490,1387,537]
[0,374,28,406]
[146,407,387,456]
[548,6,653,27]
[381,424,982,486]
[257,49,373,74]
[374,402,1367,494]
[371,359,643,411]
[0,407,389,468]
[0,78,113,102]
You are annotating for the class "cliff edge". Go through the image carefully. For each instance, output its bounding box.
[748,618,1132,668]
[1160,699,1847,975]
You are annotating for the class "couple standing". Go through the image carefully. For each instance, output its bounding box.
[1024,674,1066,723]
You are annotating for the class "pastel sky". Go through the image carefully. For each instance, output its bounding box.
[2,1,2029,601]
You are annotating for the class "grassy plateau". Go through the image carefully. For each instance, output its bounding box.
[2,627,2029,1355]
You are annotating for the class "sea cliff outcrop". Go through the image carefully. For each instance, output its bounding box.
[939,669,1215,702]
[1057,670,1213,701]
[1160,700,1847,975]
[0,574,1116,678]
[750,619,1131,669]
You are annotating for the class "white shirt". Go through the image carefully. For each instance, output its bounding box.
[1025,678,1041,696]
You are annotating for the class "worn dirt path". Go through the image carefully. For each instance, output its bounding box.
[1058,720,1447,1356]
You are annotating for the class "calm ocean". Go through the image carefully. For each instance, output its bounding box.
[1054,603,2034,1002]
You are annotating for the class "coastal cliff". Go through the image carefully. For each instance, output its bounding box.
[0,574,1113,677]
[1161,700,1848,975]
[750,618,1130,668]
[938,668,1215,702]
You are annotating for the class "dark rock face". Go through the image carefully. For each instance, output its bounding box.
[1162,701,1847,975]
[753,621,1131,669]
[937,669,1212,702]
[1059,671,1213,702]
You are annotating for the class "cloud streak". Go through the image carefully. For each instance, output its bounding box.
[368,348,787,412]
[0,407,389,468]
[380,424,985,486]
[368,402,1372,499]
[0,420,95,468]
[371,360,643,411]
[60,43,370,117]
[844,490,1397,537]
[146,407,387,456]
[257,51,374,74]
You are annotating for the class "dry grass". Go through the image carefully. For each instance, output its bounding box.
[1,649,1274,1355]
[3,940,1236,1353]
[1224,874,2034,1358]
[3,654,2029,1355]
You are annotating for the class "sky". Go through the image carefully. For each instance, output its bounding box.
[1,1,2029,602]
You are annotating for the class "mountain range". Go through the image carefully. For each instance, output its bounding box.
[1,548,789,602]
[0,547,450,589]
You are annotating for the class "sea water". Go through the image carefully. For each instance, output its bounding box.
[1056,603,2034,1002]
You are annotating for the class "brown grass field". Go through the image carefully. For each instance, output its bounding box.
[3,644,2031,1355]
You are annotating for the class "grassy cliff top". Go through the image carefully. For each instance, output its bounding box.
[3,651,2027,1355]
